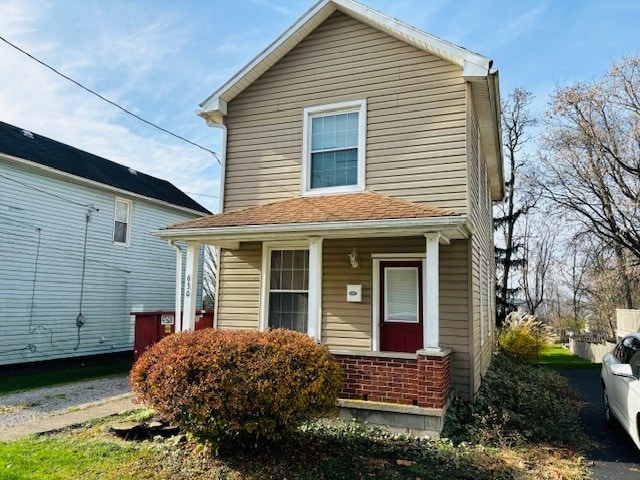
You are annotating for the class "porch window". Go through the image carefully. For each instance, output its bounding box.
[302,99,366,195]
[268,249,309,332]
[113,197,131,245]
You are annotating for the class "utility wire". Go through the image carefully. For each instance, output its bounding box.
[0,34,221,165]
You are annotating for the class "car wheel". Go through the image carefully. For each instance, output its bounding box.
[603,385,614,425]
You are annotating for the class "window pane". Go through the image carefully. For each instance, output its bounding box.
[115,201,129,222]
[293,250,306,268]
[268,292,308,332]
[114,221,127,243]
[324,115,334,131]
[281,270,293,290]
[311,117,323,135]
[347,112,359,130]
[311,150,357,188]
[385,267,419,322]
[311,133,323,150]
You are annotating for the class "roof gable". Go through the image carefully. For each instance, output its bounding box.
[0,121,210,214]
[198,0,504,200]
[198,0,492,123]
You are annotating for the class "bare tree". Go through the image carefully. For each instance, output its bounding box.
[519,213,556,316]
[559,236,589,325]
[494,88,538,326]
[203,245,218,310]
[540,55,640,307]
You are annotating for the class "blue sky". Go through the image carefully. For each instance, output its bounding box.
[1,0,639,212]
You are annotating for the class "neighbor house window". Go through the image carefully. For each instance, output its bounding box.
[268,249,309,332]
[301,99,366,195]
[113,197,132,245]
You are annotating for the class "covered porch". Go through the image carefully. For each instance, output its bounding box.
[154,192,474,435]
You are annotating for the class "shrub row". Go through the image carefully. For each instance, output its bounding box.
[130,328,343,447]
[442,353,583,447]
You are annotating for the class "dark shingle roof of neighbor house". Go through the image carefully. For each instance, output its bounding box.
[0,121,210,214]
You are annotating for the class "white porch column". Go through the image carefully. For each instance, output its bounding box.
[182,242,200,331]
[424,233,440,350]
[168,241,183,332]
[307,237,323,342]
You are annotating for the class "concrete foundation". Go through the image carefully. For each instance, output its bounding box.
[336,398,449,437]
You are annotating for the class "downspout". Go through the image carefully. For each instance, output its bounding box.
[168,240,183,332]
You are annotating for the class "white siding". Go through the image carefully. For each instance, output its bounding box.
[0,160,202,365]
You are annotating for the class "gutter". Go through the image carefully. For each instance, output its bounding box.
[152,215,475,241]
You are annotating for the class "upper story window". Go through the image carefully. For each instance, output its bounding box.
[113,197,132,245]
[301,99,367,195]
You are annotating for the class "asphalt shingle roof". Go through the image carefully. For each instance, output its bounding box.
[0,121,210,214]
[165,191,457,230]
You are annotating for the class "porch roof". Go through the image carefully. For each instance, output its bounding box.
[154,192,474,246]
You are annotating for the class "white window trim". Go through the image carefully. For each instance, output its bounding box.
[259,239,322,340]
[113,197,132,246]
[371,254,425,352]
[301,99,367,196]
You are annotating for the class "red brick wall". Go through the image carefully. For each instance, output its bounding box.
[417,353,451,409]
[334,352,451,409]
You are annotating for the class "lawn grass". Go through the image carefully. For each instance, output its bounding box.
[535,343,601,369]
[0,412,590,480]
[0,435,151,480]
[0,361,131,395]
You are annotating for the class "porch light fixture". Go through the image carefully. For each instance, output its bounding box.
[348,249,360,269]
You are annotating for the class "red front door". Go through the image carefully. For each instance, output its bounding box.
[379,261,423,353]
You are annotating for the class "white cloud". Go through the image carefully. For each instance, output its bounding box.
[0,1,220,213]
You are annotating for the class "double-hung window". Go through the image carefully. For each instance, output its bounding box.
[302,99,366,195]
[113,197,132,245]
[268,249,309,332]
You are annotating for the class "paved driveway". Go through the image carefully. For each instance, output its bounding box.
[562,369,640,479]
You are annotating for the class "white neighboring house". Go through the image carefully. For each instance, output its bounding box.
[0,121,209,366]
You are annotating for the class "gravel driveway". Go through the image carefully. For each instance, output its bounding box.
[0,374,131,428]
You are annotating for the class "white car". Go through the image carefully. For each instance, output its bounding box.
[601,333,640,450]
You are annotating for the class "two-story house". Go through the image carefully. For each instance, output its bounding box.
[156,0,502,435]
[0,121,209,366]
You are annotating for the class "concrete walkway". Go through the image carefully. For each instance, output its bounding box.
[0,393,137,442]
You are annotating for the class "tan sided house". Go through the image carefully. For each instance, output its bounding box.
[155,0,503,435]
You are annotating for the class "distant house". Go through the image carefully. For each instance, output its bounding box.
[156,0,502,436]
[0,121,210,366]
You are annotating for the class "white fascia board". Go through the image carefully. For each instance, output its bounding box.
[336,0,491,71]
[198,0,492,120]
[0,153,207,217]
[152,216,474,242]
[196,99,227,126]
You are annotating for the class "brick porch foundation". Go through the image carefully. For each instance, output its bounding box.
[332,349,451,409]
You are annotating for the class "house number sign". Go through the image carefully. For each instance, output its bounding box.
[185,274,192,298]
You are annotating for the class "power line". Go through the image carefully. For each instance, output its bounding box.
[0,34,221,165]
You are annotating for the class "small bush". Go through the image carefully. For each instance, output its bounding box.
[130,328,343,447]
[498,311,548,361]
[442,353,583,447]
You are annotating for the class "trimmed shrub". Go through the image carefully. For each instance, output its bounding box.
[442,353,584,447]
[130,328,343,447]
[498,311,548,361]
